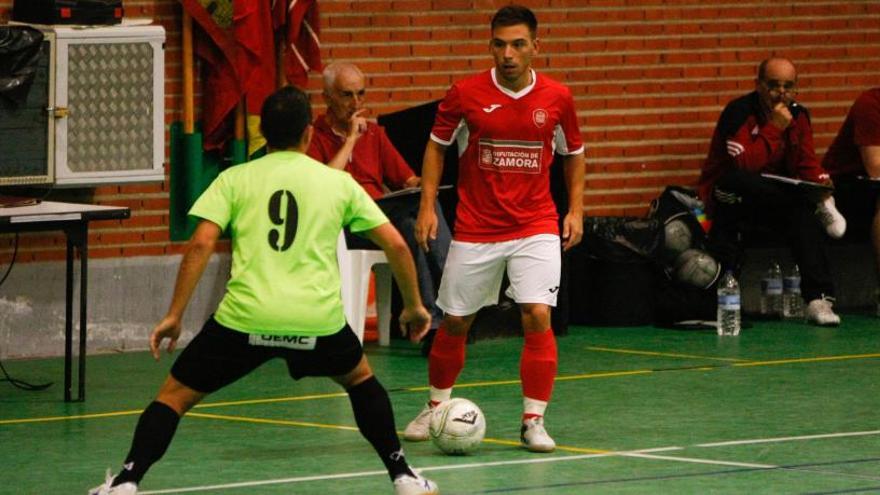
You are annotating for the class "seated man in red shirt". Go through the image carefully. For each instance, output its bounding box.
[698,57,845,326]
[308,62,451,341]
[822,87,880,313]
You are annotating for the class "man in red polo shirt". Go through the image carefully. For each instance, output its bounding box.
[308,62,451,342]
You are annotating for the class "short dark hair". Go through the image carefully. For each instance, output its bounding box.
[491,4,538,38]
[260,86,312,150]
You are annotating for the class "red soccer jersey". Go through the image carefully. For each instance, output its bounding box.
[307,115,415,199]
[822,87,880,177]
[431,69,584,242]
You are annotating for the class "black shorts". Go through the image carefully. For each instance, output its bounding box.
[170,317,364,394]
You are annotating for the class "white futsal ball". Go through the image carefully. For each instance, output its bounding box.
[429,398,486,455]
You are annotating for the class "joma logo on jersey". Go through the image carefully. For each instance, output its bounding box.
[478,139,543,174]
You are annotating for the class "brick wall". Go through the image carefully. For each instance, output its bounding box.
[1,0,878,263]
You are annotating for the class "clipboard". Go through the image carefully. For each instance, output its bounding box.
[760,173,834,192]
[379,184,453,201]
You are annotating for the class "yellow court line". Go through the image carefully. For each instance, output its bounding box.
[194,392,349,409]
[586,346,751,362]
[188,411,609,454]
[187,412,360,432]
[3,352,878,426]
[733,353,880,367]
[0,409,142,425]
[556,369,653,382]
[402,379,521,392]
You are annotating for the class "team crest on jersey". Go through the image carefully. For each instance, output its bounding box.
[532,108,548,128]
[478,139,543,174]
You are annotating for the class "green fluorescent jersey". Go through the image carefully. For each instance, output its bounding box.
[189,151,388,336]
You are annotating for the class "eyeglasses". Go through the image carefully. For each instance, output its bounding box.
[760,79,798,96]
[336,89,366,100]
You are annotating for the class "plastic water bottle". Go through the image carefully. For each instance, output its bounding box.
[717,270,741,336]
[783,264,804,319]
[760,261,783,319]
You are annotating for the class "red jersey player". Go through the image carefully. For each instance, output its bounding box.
[404,4,585,453]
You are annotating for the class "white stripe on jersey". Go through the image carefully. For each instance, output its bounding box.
[553,124,564,154]
[726,140,744,157]
[454,120,470,158]
[553,124,584,156]
[430,119,466,147]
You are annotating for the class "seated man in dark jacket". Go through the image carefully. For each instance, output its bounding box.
[698,57,845,326]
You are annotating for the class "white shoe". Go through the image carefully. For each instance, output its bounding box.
[806,296,841,326]
[815,196,846,239]
[88,469,138,495]
[520,417,556,453]
[393,472,439,495]
[403,403,435,441]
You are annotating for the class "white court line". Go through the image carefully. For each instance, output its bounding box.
[139,431,880,494]
[138,447,682,494]
[139,469,388,494]
[695,429,880,448]
[621,452,775,469]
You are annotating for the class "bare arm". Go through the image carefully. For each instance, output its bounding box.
[363,222,431,342]
[414,139,447,251]
[150,220,221,360]
[861,145,880,178]
[561,152,585,251]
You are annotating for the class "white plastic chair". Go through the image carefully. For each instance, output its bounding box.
[336,232,393,346]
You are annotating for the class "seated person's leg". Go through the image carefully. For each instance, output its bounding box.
[834,177,880,276]
[427,202,452,283]
[786,196,834,302]
[836,178,880,315]
[386,201,450,328]
[708,168,795,272]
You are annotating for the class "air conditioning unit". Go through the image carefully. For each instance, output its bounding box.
[0,24,166,187]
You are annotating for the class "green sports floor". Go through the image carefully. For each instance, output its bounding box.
[1,315,879,494]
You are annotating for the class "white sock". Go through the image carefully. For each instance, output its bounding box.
[429,387,452,405]
[523,397,548,417]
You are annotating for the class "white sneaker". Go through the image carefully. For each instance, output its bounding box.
[806,296,841,326]
[393,472,439,495]
[88,469,138,495]
[520,417,556,453]
[815,196,846,239]
[403,403,435,441]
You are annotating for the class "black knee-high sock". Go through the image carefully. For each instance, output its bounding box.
[348,376,415,481]
[113,401,181,486]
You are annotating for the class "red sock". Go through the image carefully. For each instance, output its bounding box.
[520,329,557,402]
[428,326,467,389]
